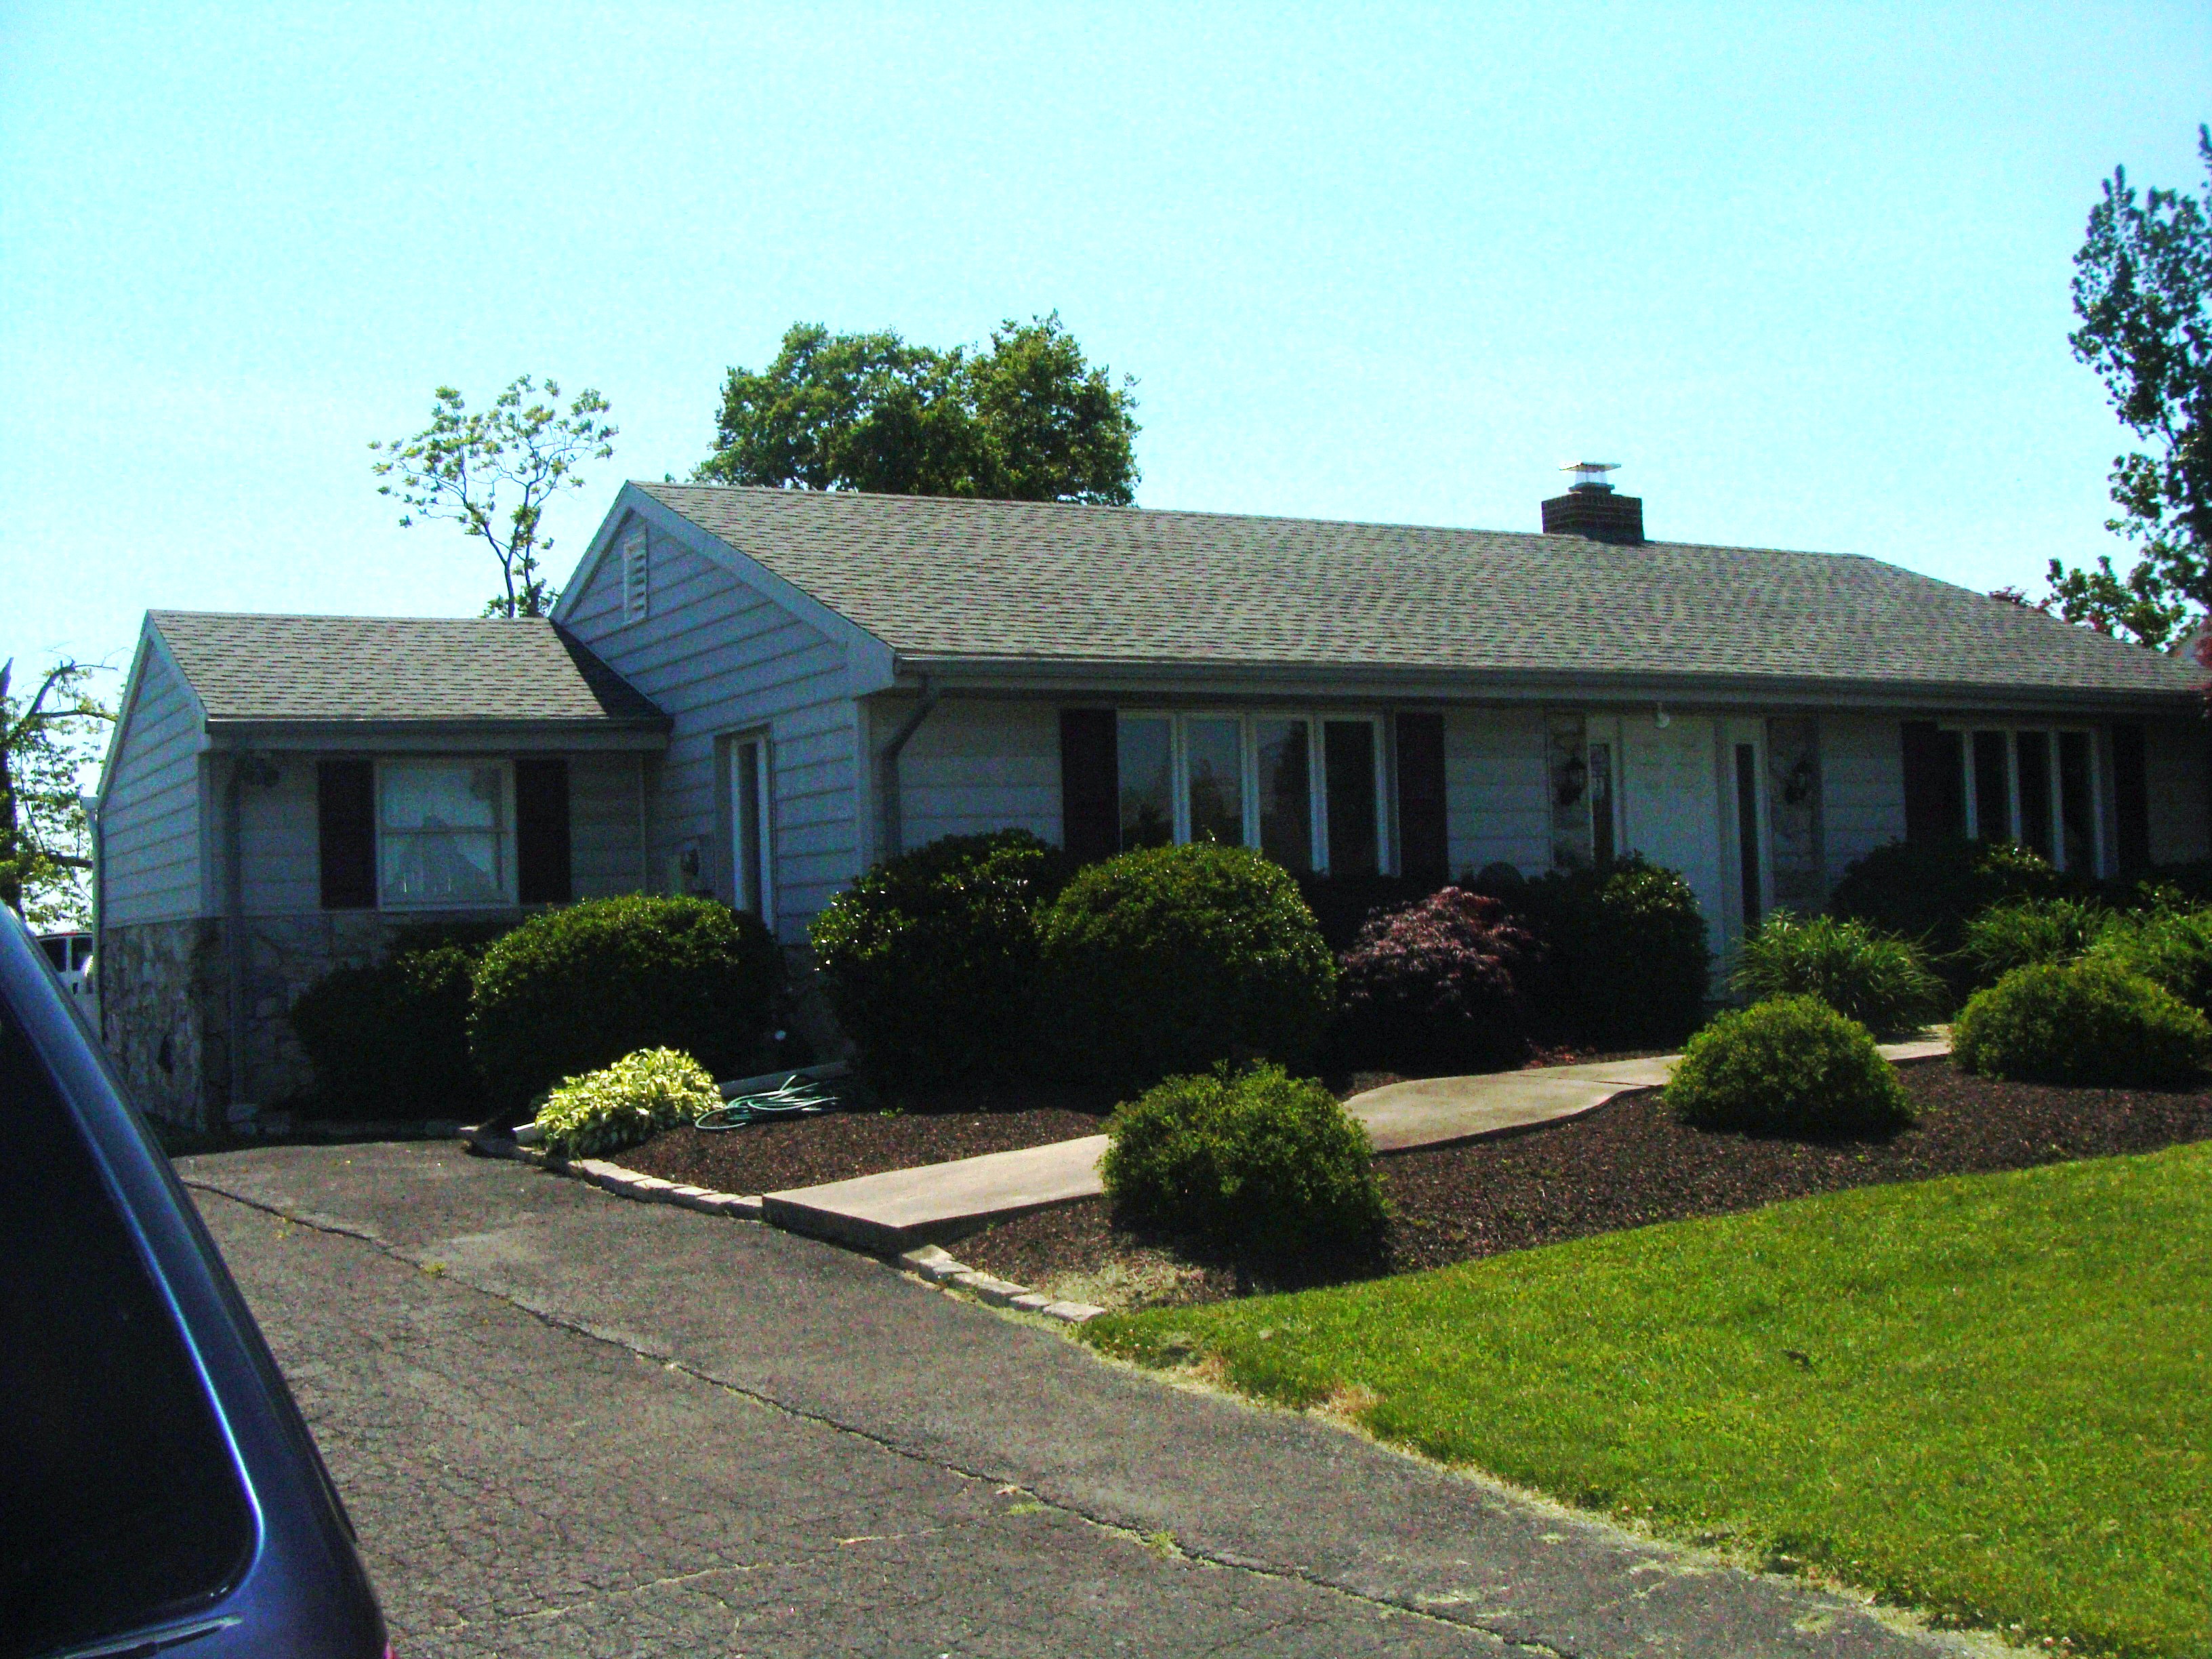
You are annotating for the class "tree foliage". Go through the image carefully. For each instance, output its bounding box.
[0,658,112,929]
[371,375,617,617]
[695,314,1139,505]
[2045,127,2212,650]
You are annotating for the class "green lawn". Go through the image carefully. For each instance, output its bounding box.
[1083,1143,2212,1658]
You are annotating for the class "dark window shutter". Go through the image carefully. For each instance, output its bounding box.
[1059,710,1119,864]
[1395,712,1448,887]
[516,758,573,904]
[2111,723,2150,875]
[1900,722,1965,844]
[316,760,377,910]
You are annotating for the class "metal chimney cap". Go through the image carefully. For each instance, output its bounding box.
[1561,461,1620,494]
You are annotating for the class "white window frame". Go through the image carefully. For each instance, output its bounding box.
[728,732,775,928]
[373,758,516,910]
[1115,710,1389,875]
[1947,722,2104,874]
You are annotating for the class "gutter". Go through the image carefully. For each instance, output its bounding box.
[876,678,941,863]
[885,656,2205,718]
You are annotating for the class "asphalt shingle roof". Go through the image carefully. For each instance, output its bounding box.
[642,483,2203,700]
[148,612,668,727]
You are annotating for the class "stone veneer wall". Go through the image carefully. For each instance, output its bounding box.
[104,907,852,1130]
[104,909,535,1130]
[101,918,224,1129]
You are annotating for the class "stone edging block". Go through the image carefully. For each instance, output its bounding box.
[468,1132,766,1221]
[897,1244,1103,1324]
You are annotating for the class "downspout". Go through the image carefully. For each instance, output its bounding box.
[877,678,940,863]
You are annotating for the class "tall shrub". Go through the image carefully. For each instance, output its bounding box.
[469,895,784,1115]
[1036,844,1336,1092]
[1731,911,1944,1037]
[810,830,1072,1094]
[1334,888,1534,1074]
[1482,857,1711,1048]
[1959,897,2111,989]
[2089,906,2212,1018]
[1827,838,2059,959]
[287,941,482,1120]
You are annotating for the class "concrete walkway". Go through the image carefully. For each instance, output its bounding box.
[762,1035,1952,1251]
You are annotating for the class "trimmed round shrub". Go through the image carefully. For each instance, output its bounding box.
[287,942,480,1120]
[1334,888,1535,1074]
[2089,906,2212,1017]
[1953,959,2211,1087]
[1665,994,1914,1136]
[1036,844,1337,1092]
[811,830,1072,1094]
[1828,837,2058,958]
[1730,911,1944,1038]
[533,1047,720,1158]
[1959,897,2110,989]
[1479,857,1711,1048]
[1100,1063,1387,1261]
[469,895,784,1115]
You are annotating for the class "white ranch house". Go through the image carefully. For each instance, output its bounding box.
[94,476,2209,1127]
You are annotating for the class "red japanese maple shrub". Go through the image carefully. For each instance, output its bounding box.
[1334,888,1536,1076]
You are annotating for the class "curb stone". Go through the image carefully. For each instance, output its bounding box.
[461,1129,1094,1319]
[464,1130,766,1221]
[899,1244,1104,1325]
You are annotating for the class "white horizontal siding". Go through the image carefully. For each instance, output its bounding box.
[2145,717,2210,865]
[565,514,860,937]
[238,757,319,915]
[895,698,1062,849]
[1444,706,1549,878]
[102,649,206,924]
[1823,714,1906,885]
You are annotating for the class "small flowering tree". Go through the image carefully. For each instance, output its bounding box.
[1335,888,1536,1075]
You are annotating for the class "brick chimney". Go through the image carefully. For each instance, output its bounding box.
[1542,462,1644,544]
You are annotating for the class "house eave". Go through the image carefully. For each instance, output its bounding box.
[202,718,672,753]
[885,654,2207,718]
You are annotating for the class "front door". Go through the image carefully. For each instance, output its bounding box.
[1619,713,1727,967]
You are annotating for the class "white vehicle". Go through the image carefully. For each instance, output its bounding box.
[37,929,96,1008]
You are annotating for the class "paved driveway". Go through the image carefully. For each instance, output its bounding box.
[178,1142,1961,1658]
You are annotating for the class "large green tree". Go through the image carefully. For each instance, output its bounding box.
[2045,126,2212,651]
[695,314,1139,505]
[371,375,617,617]
[1,658,112,929]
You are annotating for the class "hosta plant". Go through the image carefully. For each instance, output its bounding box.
[533,1047,720,1158]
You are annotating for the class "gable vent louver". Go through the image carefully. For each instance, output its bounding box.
[621,531,650,622]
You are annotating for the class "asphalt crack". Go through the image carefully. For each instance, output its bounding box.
[184,1174,1559,1655]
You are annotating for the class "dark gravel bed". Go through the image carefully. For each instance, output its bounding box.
[956,1060,2212,1309]
[617,1092,1109,1195]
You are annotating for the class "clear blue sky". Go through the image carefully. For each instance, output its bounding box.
[3,2,2207,696]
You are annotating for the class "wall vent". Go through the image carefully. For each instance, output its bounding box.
[621,531,650,622]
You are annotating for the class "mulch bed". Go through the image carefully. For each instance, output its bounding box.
[956,1060,2212,1310]
[615,1081,1116,1195]
[612,1073,1418,1197]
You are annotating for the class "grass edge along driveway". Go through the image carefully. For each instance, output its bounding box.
[1082,1143,2211,1659]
